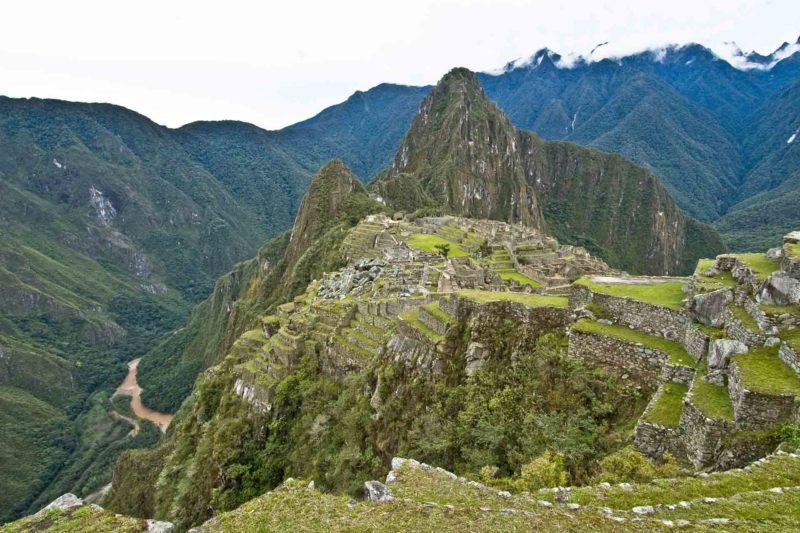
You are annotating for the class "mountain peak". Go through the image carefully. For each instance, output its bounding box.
[375,68,544,228]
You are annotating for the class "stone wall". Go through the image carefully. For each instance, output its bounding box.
[383,322,441,375]
[444,296,571,331]
[569,287,690,340]
[662,363,695,385]
[679,396,733,469]
[567,329,666,389]
[633,421,685,461]
[683,325,711,363]
[728,361,798,428]
[358,296,433,320]
[633,385,686,460]
[779,342,800,376]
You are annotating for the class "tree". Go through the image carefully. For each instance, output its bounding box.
[434,243,451,258]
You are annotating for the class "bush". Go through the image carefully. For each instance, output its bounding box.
[779,424,800,450]
[593,446,680,484]
[515,451,567,491]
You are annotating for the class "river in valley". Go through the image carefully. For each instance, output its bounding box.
[113,358,173,433]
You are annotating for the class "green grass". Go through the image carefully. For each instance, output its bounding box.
[400,307,444,342]
[405,234,470,258]
[693,258,737,292]
[691,321,725,339]
[572,319,696,367]
[731,348,800,396]
[1,504,146,532]
[785,242,800,258]
[574,277,686,310]
[643,383,687,427]
[730,253,781,281]
[727,304,760,332]
[456,289,568,308]
[779,328,800,352]
[498,271,541,286]
[422,301,453,325]
[691,376,734,421]
[759,303,800,316]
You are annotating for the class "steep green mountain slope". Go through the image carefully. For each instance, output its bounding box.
[0,84,422,519]
[373,68,725,275]
[137,161,383,412]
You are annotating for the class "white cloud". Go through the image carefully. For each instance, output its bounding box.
[0,0,798,129]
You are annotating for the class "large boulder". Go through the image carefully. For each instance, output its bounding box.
[689,289,732,327]
[708,339,748,369]
[757,273,800,305]
[39,494,84,514]
[364,480,394,502]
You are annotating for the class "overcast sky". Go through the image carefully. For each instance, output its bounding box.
[2,0,798,130]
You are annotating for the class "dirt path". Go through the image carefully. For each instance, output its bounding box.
[113,358,173,433]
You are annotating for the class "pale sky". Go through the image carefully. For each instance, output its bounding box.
[1,0,798,130]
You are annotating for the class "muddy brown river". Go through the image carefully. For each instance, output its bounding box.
[114,358,173,433]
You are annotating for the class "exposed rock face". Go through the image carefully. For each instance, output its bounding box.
[372,68,725,275]
[690,289,732,327]
[708,339,748,369]
[757,272,800,305]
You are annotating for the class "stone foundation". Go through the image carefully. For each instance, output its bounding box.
[779,342,800,376]
[567,329,666,388]
[728,361,798,428]
[679,397,733,469]
[683,325,711,363]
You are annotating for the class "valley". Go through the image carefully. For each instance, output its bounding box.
[2,29,800,533]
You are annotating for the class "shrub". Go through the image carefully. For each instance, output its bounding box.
[515,451,567,491]
[593,446,680,484]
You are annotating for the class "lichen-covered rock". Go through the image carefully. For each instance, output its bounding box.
[39,493,84,514]
[757,272,800,305]
[689,289,732,327]
[708,339,748,369]
[364,480,394,502]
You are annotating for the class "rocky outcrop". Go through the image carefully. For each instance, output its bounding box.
[689,289,732,327]
[708,339,748,369]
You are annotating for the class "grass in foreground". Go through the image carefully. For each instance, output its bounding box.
[574,277,686,310]
[572,319,695,367]
[691,375,734,421]
[643,383,688,427]
[731,348,800,396]
[694,258,737,292]
[1,505,146,533]
[406,234,470,258]
[456,290,568,308]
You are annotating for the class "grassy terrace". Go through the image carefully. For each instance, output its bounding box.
[693,258,736,292]
[760,303,800,316]
[780,327,800,352]
[537,454,800,509]
[691,321,725,339]
[643,383,687,427]
[691,374,734,421]
[498,271,541,286]
[727,304,760,332]
[456,289,568,308]
[406,233,470,257]
[573,319,696,367]
[400,307,444,342]
[729,252,781,281]
[422,301,453,325]
[787,242,800,258]
[574,277,686,310]
[731,347,800,396]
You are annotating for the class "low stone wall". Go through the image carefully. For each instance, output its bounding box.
[779,342,800,376]
[727,361,798,428]
[744,297,774,334]
[633,385,686,460]
[570,287,690,340]
[567,329,666,388]
[683,325,711,363]
[446,296,571,331]
[679,396,733,469]
[633,421,685,461]
[662,363,695,385]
